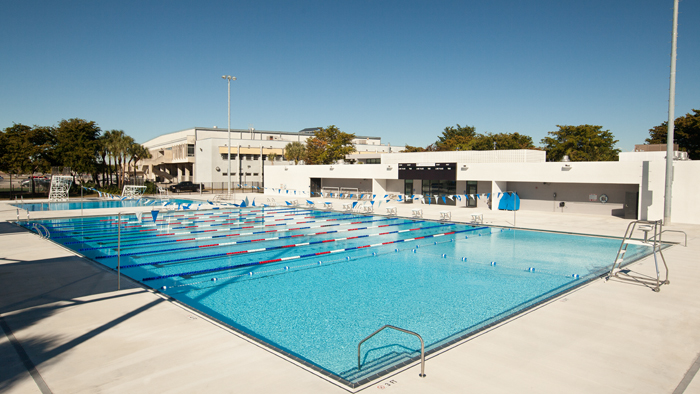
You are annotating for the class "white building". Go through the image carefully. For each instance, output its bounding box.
[139,127,399,187]
[264,149,700,225]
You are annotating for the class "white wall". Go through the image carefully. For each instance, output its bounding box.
[474,181,491,209]
[492,181,508,211]
[194,138,215,183]
[671,161,700,225]
[385,179,404,194]
[382,150,546,164]
[372,179,387,195]
[508,181,637,216]
[262,159,699,225]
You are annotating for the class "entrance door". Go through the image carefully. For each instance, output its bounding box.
[404,179,413,203]
[466,181,477,207]
[310,178,321,196]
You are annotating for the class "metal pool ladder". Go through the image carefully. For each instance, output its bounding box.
[606,219,685,292]
[357,325,426,377]
[31,223,50,239]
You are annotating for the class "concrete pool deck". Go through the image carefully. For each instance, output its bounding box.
[1,195,699,393]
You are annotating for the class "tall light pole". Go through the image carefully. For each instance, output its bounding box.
[222,75,236,197]
[664,0,679,224]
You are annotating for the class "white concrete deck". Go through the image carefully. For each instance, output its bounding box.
[1,195,699,393]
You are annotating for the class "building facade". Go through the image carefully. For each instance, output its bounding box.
[265,149,699,225]
[139,127,399,187]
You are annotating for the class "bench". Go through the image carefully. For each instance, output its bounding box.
[439,211,452,221]
[385,206,397,216]
[411,208,423,218]
[470,213,484,224]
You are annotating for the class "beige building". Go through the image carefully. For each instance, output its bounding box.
[139,127,400,187]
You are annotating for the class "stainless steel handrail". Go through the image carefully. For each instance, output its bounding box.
[31,223,50,239]
[653,229,687,247]
[608,219,669,292]
[357,325,426,377]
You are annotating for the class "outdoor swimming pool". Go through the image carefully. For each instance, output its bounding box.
[12,197,199,211]
[21,207,654,387]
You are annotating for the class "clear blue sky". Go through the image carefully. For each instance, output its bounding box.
[2,0,698,152]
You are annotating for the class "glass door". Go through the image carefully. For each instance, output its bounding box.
[404,179,413,203]
[466,181,477,207]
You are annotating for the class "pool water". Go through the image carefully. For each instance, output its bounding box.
[22,207,653,386]
[12,197,199,211]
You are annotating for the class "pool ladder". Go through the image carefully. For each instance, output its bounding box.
[606,220,686,292]
[31,223,50,239]
[357,325,426,378]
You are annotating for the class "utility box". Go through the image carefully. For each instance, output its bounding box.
[625,192,639,220]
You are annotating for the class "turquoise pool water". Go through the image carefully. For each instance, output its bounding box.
[22,207,653,386]
[12,197,199,211]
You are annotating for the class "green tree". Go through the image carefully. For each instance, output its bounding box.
[304,125,355,164]
[0,130,6,169]
[127,142,152,180]
[645,109,700,160]
[96,133,110,187]
[435,124,476,151]
[0,124,55,193]
[114,133,135,189]
[541,125,620,162]
[54,118,101,180]
[103,129,122,186]
[284,141,306,165]
[402,144,427,152]
[267,152,278,164]
[471,132,535,150]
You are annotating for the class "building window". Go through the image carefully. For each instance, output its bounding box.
[253,155,259,161]
[422,179,456,205]
[253,173,258,176]
[187,144,195,157]
[221,154,228,160]
[366,158,380,164]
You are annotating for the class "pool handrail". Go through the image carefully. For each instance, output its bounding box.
[607,219,669,292]
[357,324,426,378]
[31,223,50,239]
[652,229,687,247]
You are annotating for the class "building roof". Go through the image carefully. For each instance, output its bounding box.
[142,126,383,148]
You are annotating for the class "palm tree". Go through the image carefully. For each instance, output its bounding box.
[116,134,134,189]
[284,141,306,165]
[96,134,109,188]
[104,129,123,186]
[127,142,152,180]
[268,152,278,165]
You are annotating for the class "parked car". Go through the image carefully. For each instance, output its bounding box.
[21,178,51,188]
[168,181,203,193]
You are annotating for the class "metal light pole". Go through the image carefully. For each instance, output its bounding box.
[222,75,236,197]
[663,0,679,224]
